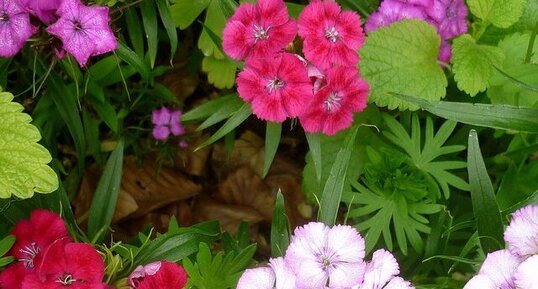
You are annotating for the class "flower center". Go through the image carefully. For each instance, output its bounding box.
[73,20,83,31]
[267,77,285,93]
[0,12,8,22]
[323,91,343,112]
[18,242,40,269]
[56,274,77,285]
[253,24,270,41]
[324,27,339,43]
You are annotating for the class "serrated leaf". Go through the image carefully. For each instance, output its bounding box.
[452,34,505,96]
[467,0,528,28]
[202,55,237,89]
[467,130,504,253]
[0,92,58,199]
[170,0,211,29]
[359,19,447,110]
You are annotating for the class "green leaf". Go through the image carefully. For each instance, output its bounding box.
[196,103,252,150]
[489,65,538,107]
[467,0,528,28]
[116,41,152,81]
[87,140,124,243]
[140,0,158,68]
[156,0,179,63]
[451,34,505,96]
[0,235,15,256]
[467,130,504,253]
[359,19,447,110]
[182,94,241,122]
[0,92,58,199]
[170,0,211,29]
[393,93,538,133]
[271,191,290,257]
[201,55,237,89]
[0,256,14,267]
[124,8,144,57]
[263,122,282,178]
[198,0,227,59]
[318,126,358,225]
[305,133,322,181]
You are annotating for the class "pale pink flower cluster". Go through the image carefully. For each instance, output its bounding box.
[223,0,369,135]
[237,222,414,289]
[464,205,538,289]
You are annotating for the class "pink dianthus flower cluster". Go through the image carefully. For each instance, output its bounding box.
[365,0,468,63]
[223,0,369,136]
[0,209,188,289]
[151,106,188,147]
[236,222,414,289]
[464,205,538,289]
[0,0,117,67]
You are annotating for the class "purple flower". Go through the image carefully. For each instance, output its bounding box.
[19,0,62,23]
[438,41,452,63]
[285,222,366,288]
[0,0,34,57]
[236,257,295,289]
[364,0,426,33]
[46,0,117,67]
[151,107,186,142]
[463,250,521,289]
[393,0,433,7]
[353,250,414,289]
[504,205,538,257]
[425,0,468,39]
[515,255,538,289]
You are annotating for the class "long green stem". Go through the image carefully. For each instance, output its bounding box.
[524,21,538,64]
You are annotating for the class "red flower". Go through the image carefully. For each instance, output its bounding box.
[299,66,369,135]
[223,0,296,61]
[0,210,70,289]
[21,241,106,289]
[236,52,312,122]
[298,0,365,70]
[128,261,187,289]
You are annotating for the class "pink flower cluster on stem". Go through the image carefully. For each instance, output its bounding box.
[223,0,369,136]
[365,0,469,63]
[236,222,414,289]
[151,106,188,147]
[0,0,117,67]
[464,205,538,289]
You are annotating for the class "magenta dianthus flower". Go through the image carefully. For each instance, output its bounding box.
[285,222,366,288]
[438,41,452,63]
[425,0,468,39]
[223,0,296,61]
[236,52,312,122]
[298,0,365,69]
[0,0,34,57]
[504,205,538,257]
[364,0,426,33]
[46,0,117,67]
[299,66,369,135]
[128,261,188,289]
[19,0,62,23]
[151,107,185,141]
[236,257,295,289]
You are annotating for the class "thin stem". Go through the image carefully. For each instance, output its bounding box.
[524,21,538,64]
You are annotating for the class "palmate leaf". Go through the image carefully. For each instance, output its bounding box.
[0,91,58,199]
[382,114,469,199]
[344,180,443,255]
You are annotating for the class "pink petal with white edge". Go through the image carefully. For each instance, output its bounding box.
[361,249,400,289]
[328,260,366,288]
[515,255,538,289]
[383,277,415,289]
[463,275,496,289]
[504,205,538,257]
[479,249,521,289]
[269,257,296,289]
[236,267,275,289]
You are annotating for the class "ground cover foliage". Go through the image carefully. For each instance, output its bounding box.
[0,0,537,288]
